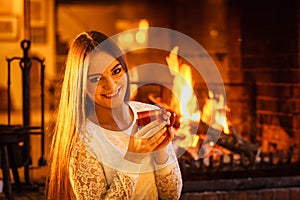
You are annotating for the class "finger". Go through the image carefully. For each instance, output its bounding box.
[153,131,174,151]
[148,127,168,146]
[151,127,175,151]
[153,134,171,151]
[143,119,167,130]
[167,127,175,140]
[145,122,167,138]
[136,120,167,138]
[161,111,170,126]
[133,120,160,137]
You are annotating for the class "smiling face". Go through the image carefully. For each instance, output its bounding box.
[86,51,128,109]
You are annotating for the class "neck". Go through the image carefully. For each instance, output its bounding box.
[89,102,133,131]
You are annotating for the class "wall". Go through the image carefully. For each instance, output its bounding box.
[240,0,300,151]
[0,0,24,112]
[0,0,56,116]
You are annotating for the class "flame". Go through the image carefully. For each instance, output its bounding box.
[166,46,231,152]
[201,90,231,134]
[215,110,230,134]
[166,46,199,120]
[166,46,200,148]
[191,135,200,147]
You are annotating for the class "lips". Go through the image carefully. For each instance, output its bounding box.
[102,88,120,98]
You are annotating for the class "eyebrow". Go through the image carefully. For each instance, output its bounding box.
[87,73,102,78]
[87,63,122,78]
[111,63,122,72]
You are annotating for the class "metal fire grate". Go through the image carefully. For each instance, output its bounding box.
[178,123,300,193]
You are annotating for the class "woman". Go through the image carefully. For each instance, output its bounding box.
[46,31,182,199]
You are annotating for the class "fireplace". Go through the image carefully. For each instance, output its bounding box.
[129,61,300,165]
[129,51,300,199]
[124,1,300,198]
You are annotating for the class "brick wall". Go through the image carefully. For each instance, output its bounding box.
[239,0,300,150]
[226,0,256,141]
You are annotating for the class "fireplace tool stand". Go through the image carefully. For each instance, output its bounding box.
[0,40,47,199]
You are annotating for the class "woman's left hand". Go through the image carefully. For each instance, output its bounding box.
[125,120,169,163]
[153,126,175,151]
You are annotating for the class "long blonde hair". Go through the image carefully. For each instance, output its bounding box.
[46,31,129,199]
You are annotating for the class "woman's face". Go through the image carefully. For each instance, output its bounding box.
[86,51,128,109]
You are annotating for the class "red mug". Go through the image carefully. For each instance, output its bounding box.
[136,109,176,138]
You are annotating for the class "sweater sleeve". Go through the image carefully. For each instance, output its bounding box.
[155,161,183,200]
[69,142,139,200]
[154,144,183,200]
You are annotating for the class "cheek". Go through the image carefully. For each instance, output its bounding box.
[86,84,98,100]
[120,76,128,85]
[117,73,128,86]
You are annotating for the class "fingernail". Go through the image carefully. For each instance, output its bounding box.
[162,113,168,120]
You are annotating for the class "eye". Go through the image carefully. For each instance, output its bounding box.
[89,76,102,83]
[112,65,123,75]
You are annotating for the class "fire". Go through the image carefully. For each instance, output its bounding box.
[166,46,231,153]
[166,46,200,148]
[201,91,231,134]
[166,46,200,121]
[215,111,230,134]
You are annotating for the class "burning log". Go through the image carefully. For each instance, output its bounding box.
[197,120,259,162]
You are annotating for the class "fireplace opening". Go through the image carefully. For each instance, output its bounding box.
[127,44,300,195]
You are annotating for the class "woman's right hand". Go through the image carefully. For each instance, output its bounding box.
[124,120,169,163]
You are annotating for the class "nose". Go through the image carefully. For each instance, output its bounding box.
[102,76,115,91]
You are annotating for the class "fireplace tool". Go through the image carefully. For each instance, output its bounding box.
[4,40,47,184]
